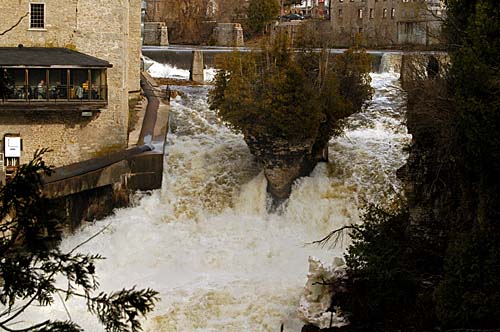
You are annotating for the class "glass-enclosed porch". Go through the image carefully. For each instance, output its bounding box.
[0,47,112,111]
[0,67,107,103]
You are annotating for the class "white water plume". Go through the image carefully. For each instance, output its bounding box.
[145,56,216,82]
[21,70,409,331]
[379,53,403,74]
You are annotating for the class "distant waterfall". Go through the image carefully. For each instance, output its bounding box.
[379,53,403,73]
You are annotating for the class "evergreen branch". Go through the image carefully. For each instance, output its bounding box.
[0,319,49,332]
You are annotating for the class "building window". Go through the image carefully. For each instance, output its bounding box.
[358,8,363,19]
[30,3,45,29]
[383,8,388,18]
[338,8,343,17]
[370,8,374,18]
[391,8,396,18]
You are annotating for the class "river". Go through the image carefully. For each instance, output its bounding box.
[24,55,409,332]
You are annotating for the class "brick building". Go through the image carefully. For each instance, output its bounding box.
[0,0,141,179]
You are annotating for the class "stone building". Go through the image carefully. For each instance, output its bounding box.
[329,0,445,47]
[0,0,141,175]
[292,0,332,19]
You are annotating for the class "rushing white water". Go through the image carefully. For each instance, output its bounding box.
[22,68,408,331]
[144,56,217,82]
[379,53,403,74]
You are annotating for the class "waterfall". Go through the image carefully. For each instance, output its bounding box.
[379,53,403,73]
[23,66,409,332]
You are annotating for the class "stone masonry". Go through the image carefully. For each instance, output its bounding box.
[213,23,244,47]
[143,22,169,46]
[329,0,445,47]
[0,0,141,167]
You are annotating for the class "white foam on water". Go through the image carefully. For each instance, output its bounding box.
[145,56,216,83]
[147,59,190,80]
[20,72,409,332]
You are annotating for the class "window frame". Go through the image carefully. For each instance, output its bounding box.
[29,2,46,30]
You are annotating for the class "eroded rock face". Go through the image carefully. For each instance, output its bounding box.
[264,163,303,201]
[243,132,320,204]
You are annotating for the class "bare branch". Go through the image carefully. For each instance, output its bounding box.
[307,225,360,249]
[0,12,29,36]
[68,223,111,254]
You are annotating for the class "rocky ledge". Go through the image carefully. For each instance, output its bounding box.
[244,132,328,206]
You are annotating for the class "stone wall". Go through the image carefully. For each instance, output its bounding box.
[129,0,142,96]
[213,23,244,47]
[144,0,247,45]
[143,22,169,46]
[271,20,306,45]
[0,0,141,167]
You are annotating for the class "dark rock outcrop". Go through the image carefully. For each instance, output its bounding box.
[244,132,326,205]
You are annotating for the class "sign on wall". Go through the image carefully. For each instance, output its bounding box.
[4,137,21,158]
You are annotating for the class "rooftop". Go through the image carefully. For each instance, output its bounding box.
[0,46,112,68]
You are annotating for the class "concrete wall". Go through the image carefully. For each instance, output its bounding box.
[0,0,141,167]
[46,151,163,230]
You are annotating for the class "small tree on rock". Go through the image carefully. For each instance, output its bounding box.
[209,35,372,204]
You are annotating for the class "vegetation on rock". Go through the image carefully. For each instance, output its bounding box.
[0,150,159,331]
[209,34,372,202]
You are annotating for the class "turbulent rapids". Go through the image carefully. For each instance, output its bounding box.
[26,58,409,331]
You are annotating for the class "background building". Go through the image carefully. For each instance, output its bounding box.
[0,0,141,169]
[329,0,445,47]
